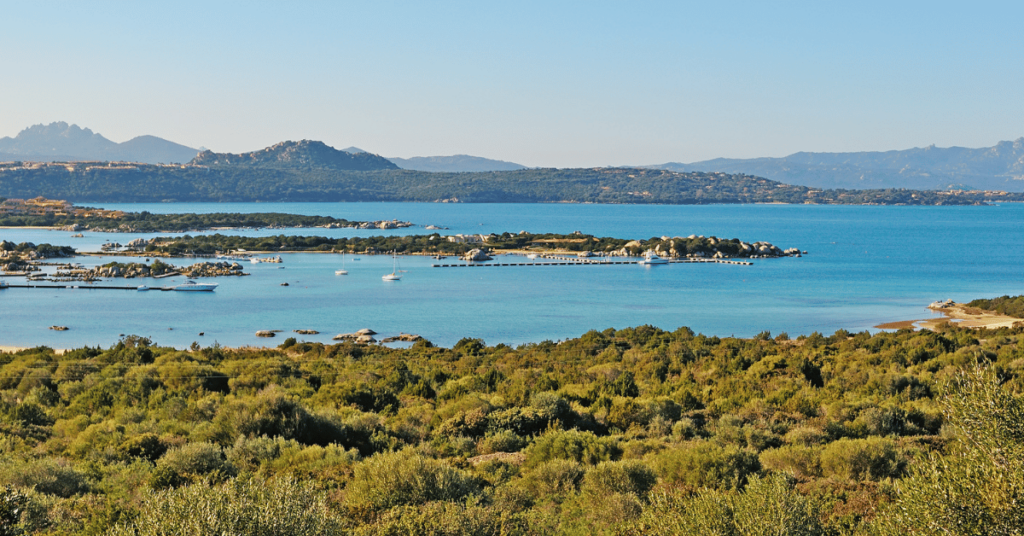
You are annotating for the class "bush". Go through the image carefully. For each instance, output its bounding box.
[819,437,904,481]
[759,444,822,479]
[582,459,657,497]
[345,449,479,514]
[150,443,234,488]
[526,429,615,468]
[476,430,527,455]
[0,458,90,498]
[654,441,760,490]
[525,459,586,499]
[105,477,344,536]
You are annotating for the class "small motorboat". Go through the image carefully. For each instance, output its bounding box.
[172,280,218,292]
[637,250,669,265]
[137,285,150,291]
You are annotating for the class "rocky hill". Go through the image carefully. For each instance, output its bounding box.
[388,154,526,172]
[190,140,398,171]
[0,122,199,164]
[651,138,1024,192]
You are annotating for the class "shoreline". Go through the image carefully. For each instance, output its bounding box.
[0,345,67,355]
[875,303,1023,331]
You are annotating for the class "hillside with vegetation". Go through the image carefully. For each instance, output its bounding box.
[653,137,1024,192]
[2,322,1024,534]
[967,295,1024,319]
[1,160,1020,205]
[190,140,397,171]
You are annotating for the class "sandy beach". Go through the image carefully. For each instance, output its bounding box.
[876,303,1024,331]
[0,345,67,355]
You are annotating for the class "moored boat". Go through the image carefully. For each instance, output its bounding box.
[637,250,668,265]
[172,280,218,291]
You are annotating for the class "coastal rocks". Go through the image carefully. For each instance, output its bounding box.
[49,325,69,331]
[181,261,245,277]
[293,329,319,335]
[255,330,276,337]
[332,333,377,343]
[380,333,422,343]
[347,220,413,230]
[333,329,379,343]
[126,238,152,250]
[62,223,86,232]
[464,248,493,261]
[929,299,955,309]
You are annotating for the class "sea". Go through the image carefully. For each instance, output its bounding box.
[1,202,1022,350]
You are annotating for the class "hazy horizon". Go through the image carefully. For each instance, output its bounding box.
[3,1,1022,168]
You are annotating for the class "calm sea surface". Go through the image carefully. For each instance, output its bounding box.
[2,202,1022,349]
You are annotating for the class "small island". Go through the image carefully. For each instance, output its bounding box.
[0,197,412,232]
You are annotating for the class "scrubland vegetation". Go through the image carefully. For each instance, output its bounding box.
[2,323,1024,534]
[968,295,1024,319]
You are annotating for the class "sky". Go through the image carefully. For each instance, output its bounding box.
[1,1,1022,168]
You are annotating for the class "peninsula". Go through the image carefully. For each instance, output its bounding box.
[0,197,412,232]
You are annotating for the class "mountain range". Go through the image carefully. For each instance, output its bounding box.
[0,122,200,164]
[648,139,1024,192]
[0,123,527,172]
[5,123,1024,190]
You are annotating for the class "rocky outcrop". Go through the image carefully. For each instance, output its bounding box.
[464,248,492,261]
[293,329,319,335]
[380,333,423,343]
[255,330,276,338]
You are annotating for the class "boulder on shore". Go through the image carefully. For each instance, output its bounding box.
[464,248,492,261]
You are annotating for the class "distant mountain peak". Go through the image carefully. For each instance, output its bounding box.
[388,154,527,172]
[0,122,198,164]
[190,140,398,171]
[342,146,367,154]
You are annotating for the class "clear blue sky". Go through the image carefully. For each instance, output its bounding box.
[2,1,1022,167]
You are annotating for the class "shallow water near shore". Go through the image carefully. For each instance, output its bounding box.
[2,202,1022,349]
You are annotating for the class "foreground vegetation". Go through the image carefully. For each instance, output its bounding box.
[0,163,1017,204]
[2,322,1024,534]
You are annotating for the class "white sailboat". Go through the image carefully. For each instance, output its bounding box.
[335,251,348,275]
[382,251,403,281]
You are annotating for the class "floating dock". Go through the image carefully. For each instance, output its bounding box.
[1,284,179,291]
[433,256,753,268]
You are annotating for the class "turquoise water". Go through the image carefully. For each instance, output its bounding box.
[2,203,1022,349]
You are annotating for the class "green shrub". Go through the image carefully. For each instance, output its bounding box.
[759,444,822,479]
[654,441,760,490]
[0,458,90,498]
[582,459,657,497]
[525,459,586,499]
[345,449,479,514]
[476,430,527,455]
[525,429,615,468]
[819,437,904,481]
[150,442,234,489]
[105,477,344,536]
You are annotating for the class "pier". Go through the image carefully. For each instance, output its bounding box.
[1,283,179,291]
[432,256,753,268]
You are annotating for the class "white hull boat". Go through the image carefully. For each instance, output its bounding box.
[637,250,668,265]
[172,280,218,291]
[382,251,403,281]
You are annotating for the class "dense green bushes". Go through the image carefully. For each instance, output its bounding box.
[1,324,1024,533]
